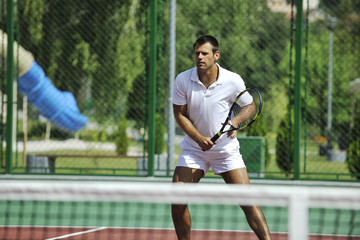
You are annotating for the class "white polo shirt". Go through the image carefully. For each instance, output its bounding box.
[173,64,251,151]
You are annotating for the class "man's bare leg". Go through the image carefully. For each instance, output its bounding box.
[241,205,271,240]
[172,203,191,240]
[221,168,272,240]
[171,166,204,240]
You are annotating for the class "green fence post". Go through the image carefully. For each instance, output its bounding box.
[5,0,15,174]
[147,0,157,176]
[293,0,303,180]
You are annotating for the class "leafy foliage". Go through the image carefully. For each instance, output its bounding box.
[276,112,294,175]
[155,113,166,154]
[16,0,289,129]
[347,100,360,179]
[115,114,129,155]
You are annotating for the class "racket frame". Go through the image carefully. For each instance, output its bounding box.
[210,87,263,143]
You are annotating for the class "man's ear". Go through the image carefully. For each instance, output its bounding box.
[214,51,220,61]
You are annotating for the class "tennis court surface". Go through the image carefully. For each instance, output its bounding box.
[0,179,359,240]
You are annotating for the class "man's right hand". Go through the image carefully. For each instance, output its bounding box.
[197,136,215,151]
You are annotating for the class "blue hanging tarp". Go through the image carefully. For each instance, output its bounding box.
[18,61,89,131]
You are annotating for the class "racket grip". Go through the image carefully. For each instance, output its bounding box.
[202,134,221,151]
[211,134,220,143]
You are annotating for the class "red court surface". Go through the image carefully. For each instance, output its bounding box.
[1,227,359,240]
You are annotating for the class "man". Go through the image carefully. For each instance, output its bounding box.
[171,35,272,240]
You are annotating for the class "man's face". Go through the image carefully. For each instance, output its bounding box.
[194,42,219,72]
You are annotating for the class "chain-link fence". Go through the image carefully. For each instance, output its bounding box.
[0,0,359,180]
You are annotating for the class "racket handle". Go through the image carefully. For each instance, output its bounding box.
[202,133,221,151]
[211,134,221,143]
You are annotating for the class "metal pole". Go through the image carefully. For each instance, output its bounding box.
[5,0,15,174]
[293,0,303,180]
[147,0,157,176]
[167,0,176,175]
[326,17,336,153]
[23,96,28,167]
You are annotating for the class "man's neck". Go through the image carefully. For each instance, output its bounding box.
[198,64,219,89]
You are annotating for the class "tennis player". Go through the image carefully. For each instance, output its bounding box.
[171,35,272,240]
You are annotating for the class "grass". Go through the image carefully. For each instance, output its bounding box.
[263,136,355,180]
[6,147,142,176]
[263,152,353,180]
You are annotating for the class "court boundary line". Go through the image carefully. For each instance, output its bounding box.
[44,227,107,240]
[1,225,359,238]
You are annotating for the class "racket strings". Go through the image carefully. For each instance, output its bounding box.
[231,103,255,129]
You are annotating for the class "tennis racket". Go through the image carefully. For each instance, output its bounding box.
[210,87,263,144]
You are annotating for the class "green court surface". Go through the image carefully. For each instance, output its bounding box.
[1,200,359,237]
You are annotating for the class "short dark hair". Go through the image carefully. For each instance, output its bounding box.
[193,35,219,53]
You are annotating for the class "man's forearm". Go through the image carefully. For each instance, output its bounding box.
[175,114,204,144]
[173,104,214,150]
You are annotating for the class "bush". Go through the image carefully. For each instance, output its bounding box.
[347,101,360,179]
[155,113,166,154]
[276,113,294,175]
[114,115,129,155]
[144,113,166,154]
[26,120,72,140]
[28,122,47,139]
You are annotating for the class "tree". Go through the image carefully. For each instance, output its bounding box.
[347,100,360,179]
[276,112,294,176]
[18,0,142,123]
[115,114,129,155]
[155,113,166,154]
[314,0,360,141]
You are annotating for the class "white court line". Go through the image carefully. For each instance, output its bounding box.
[45,227,107,240]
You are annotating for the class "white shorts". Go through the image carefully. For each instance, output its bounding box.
[176,148,246,175]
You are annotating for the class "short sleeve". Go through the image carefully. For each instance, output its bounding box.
[237,90,253,107]
[172,74,187,106]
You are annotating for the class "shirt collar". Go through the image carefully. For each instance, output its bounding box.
[191,63,223,86]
